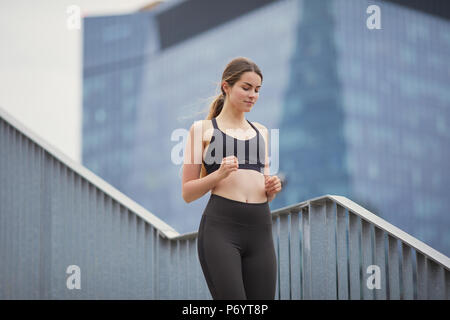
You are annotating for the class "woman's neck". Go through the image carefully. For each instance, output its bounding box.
[216,102,246,127]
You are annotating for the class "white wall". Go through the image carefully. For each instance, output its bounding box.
[0,0,158,163]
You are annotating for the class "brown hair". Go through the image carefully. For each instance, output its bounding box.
[199,57,263,178]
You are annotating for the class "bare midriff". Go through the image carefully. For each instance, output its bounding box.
[211,169,267,203]
[202,120,268,204]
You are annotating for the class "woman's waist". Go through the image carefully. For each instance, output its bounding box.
[210,189,267,204]
[203,193,272,226]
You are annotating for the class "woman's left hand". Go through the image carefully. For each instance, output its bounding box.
[265,175,282,197]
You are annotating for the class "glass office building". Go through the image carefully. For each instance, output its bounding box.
[82,0,450,255]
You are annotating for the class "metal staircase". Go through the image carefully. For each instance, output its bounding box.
[1,106,448,299]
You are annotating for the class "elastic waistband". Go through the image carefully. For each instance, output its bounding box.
[211,193,268,206]
[203,193,272,226]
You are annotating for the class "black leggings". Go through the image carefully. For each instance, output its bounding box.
[197,193,277,300]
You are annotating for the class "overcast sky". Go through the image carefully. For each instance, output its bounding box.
[0,0,159,163]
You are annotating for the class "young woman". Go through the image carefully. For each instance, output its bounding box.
[182,57,282,300]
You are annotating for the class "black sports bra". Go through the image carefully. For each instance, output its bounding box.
[202,118,266,175]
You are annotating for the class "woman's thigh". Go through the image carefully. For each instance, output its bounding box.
[241,227,277,300]
[197,216,247,300]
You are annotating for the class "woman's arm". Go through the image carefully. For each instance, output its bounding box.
[266,192,276,202]
[257,122,281,203]
[183,169,221,203]
[258,122,273,202]
[181,121,209,203]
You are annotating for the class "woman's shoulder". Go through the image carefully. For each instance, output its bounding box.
[251,121,269,141]
[190,119,214,143]
[190,119,212,130]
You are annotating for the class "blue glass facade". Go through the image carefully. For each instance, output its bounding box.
[82,0,450,256]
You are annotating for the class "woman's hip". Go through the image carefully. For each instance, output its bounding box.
[202,193,272,226]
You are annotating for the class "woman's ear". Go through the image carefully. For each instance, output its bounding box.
[222,81,229,95]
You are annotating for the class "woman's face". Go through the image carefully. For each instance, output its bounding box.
[224,71,261,112]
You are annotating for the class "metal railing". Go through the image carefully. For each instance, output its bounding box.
[1,106,449,299]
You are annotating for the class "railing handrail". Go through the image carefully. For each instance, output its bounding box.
[2,105,449,272]
[327,194,450,271]
[173,193,450,271]
[0,106,180,239]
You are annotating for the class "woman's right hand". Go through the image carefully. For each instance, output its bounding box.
[216,155,239,181]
